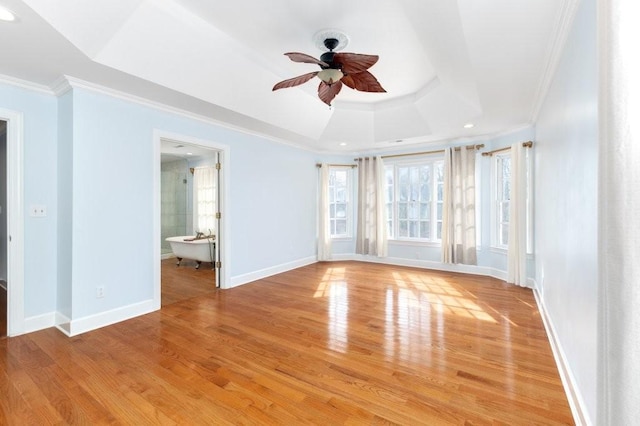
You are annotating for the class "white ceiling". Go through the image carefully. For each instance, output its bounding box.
[0,0,574,153]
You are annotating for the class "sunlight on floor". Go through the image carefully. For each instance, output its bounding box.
[391,271,498,324]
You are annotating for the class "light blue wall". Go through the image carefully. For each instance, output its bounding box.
[57,91,73,319]
[535,0,598,421]
[0,83,58,319]
[64,88,318,318]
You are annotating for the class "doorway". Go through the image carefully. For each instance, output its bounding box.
[153,130,229,309]
[1,108,25,337]
[0,119,6,338]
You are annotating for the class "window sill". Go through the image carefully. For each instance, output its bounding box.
[388,239,441,247]
[330,236,353,242]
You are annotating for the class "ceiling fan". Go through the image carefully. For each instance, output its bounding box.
[272,37,386,106]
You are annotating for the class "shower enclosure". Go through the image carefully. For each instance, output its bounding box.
[160,159,190,255]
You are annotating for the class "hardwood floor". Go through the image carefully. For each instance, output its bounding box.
[160,258,217,306]
[0,261,573,424]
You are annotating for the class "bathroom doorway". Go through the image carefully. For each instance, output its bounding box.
[154,131,229,309]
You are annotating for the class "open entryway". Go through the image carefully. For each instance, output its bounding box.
[153,130,229,309]
[1,119,6,338]
[1,108,25,337]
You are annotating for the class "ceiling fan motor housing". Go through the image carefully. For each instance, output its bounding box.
[320,38,340,69]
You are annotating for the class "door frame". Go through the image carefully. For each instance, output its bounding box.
[1,108,25,336]
[153,130,230,309]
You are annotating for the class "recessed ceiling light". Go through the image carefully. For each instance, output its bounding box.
[339,142,347,146]
[463,123,475,129]
[0,6,16,22]
[186,152,193,156]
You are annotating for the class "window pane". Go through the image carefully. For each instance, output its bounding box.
[336,188,346,202]
[409,167,419,184]
[330,220,336,235]
[420,221,430,239]
[399,185,408,201]
[501,224,509,246]
[408,203,418,220]
[420,166,430,187]
[501,201,510,222]
[399,220,408,237]
[398,203,408,219]
[420,202,429,220]
[409,221,418,238]
[399,167,409,185]
[329,204,336,219]
[420,183,430,201]
[385,167,394,185]
[437,202,442,220]
[335,170,346,185]
[437,221,442,240]
[335,220,347,235]
[387,221,393,238]
[335,203,346,218]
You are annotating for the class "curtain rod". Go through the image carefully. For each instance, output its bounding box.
[315,163,357,168]
[353,143,485,161]
[481,141,534,157]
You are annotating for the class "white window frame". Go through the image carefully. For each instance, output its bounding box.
[328,166,353,239]
[491,150,533,252]
[492,153,511,250]
[384,157,444,243]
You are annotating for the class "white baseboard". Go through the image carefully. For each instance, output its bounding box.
[533,289,591,426]
[329,254,520,284]
[229,256,317,288]
[65,299,157,337]
[23,311,57,334]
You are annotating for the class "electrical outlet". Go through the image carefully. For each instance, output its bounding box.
[30,204,47,217]
[96,286,105,298]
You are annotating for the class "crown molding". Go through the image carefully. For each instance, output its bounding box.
[0,74,55,96]
[529,0,581,122]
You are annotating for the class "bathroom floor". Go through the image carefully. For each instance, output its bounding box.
[161,258,217,306]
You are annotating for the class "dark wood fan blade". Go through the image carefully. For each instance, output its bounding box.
[341,74,356,90]
[347,71,386,93]
[272,72,319,91]
[333,53,379,74]
[318,80,343,105]
[284,52,329,68]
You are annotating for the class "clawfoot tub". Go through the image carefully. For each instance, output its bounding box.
[165,235,216,269]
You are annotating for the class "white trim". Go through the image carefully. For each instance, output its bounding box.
[529,0,581,122]
[153,130,231,303]
[64,299,156,337]
[0,74,55,96]
[53,76,322,154]
[1,108,25,337]
[533,289,591,426]
[23,312,56,334]
[229,256,317,288]
[327,254,536,287]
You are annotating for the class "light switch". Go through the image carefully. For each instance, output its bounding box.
[30,204,47,217]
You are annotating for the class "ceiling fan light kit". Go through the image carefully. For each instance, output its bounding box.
[273,30,386,106]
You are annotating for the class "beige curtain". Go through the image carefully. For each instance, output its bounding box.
[317,164,332,261]
[506,143,528,286]
[441,147,477,265]
[356,156,387,257]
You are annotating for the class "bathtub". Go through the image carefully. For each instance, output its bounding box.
[165,235,216,269]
